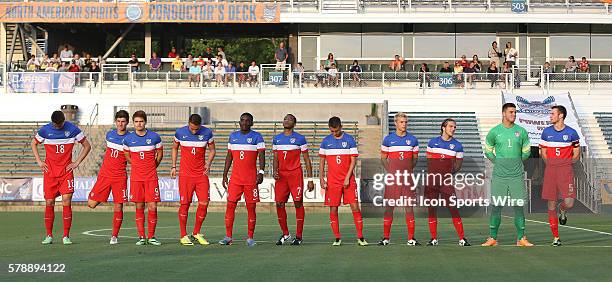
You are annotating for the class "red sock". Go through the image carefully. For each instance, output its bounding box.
[225,202,237,238]
[193,204,207,235]
[276,205,289,236]
[295,205,305,239]
[246,203,257,239]
[178,204,189,238]
[548,210,559,238]
[330,210,341,239]
[406,212,415,239]
[135,208,145,238]
[383,211,393,239]
[148,210,157,239]
[112,211,123,237]
[44,205,54,237]
[449,207,464,239]
[428,207,438,239]
[62,205,72,238]
[352,210,364,239]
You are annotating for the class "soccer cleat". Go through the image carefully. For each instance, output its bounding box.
[291,237,302,246]
[427,238,439,246]
[276,234,292,246]
[135,237,147,246]
[192,234,210,245]
[458,238,471,247]
[246,238,257,247]
[552,237,562,247]
[180,235,194,246]
[62,237,72,245]
[42,235,53,245]
[378,238,390,246]
[517,236,534,247]
[148,237,162,246]
[407,239,421,246]
[357,238,369,246]
[110,236,119,245]
[332,238,342,246]
[559,209,567,226]
[481,237,498,247]
[218,236,233,246]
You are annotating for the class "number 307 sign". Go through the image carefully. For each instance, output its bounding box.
[511,0,527,13]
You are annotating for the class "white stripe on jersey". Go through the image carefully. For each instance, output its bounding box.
[540,140,575,148]
[35,134,44,143]
[426,147,460,157]
[177,140,209,148]
[75,132,85,142]
[125,145,158,152]
[319,148,358,156]
[384,145,418,152]
[106,141,124,151]
[273,144,301,151]
[229,143,259,151]
[42,137,78,145]
[256,142,265,150]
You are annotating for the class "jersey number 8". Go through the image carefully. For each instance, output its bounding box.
[239,151,245,160]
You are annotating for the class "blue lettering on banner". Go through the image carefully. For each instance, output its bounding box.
[511,0,527,13]
[217,4,224,20]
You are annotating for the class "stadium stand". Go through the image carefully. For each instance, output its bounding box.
[594,112,612,154]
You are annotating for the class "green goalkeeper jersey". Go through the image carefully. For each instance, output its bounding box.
[485,123,531,178]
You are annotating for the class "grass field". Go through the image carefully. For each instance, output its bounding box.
[2,210,612,281]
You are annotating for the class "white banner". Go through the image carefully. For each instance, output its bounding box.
[502,92,585,146]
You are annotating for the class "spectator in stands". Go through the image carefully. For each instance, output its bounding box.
[275,41,289,71]
[60,45,73,59]
[171,55,183,72]
[464,61,476,88]
[184,54,194,71]
[83,53,93,72]
[128,54,140,72]
[327,63,339,87]
[487,61,499,88]
[579,57,590,73]
[389,55,404,72]
[50,53,61,70]
[214,62,226,87]
[204,47,213,60]
[488,41,502,70]
[217,47,226,61]
[247,61,259,86]
[324,53,336,71]
[535,62,553,87]
[196,55,205,66]
[292,62,305,88]
[237,61,248,87]
[418,63,431,88]
[58,62,69,72]
[202,61,213,87]
[225,62,236,86]
[168,47,177,58]
[90,61,100,87]
[453,61,464,87]
[500,61,512,88]
[73,54,84,69]
[472,55,482,73]
[315,64,327,88]
[458,55,469,68]
[68,60,80,72]
[504,42,518,67]
[149,52,162,72]
[39,54,50,71]
[216,55,228,68]
[563,56,578,73]
[26,55,40,71]
[349,60,363,87]
[188,62,201,87]
[440,61,452,73]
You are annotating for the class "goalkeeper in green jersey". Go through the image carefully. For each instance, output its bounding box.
[481,103,534,247]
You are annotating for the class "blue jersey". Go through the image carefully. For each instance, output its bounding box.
[539,125,579,166]
[272,131,308,171]
[123,130,162,181]
[426,136,464,173]
[99,130,128,178]
[319,133,358,185]
[174,126,214,177]
[34,121,85,177]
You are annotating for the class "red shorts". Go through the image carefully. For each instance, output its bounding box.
[275,169,304,203]
[542,166,575,201]
[324,180,358,207]
[425,184,455,199]
[43,173,74,200]
[227,181,259,203]
[130,179,160,203]
[179,175,210,204]
[89,176,128,203]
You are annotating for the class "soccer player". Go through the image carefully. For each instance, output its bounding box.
[219,113,265,246]
[320,116,368,246]
[539,105,580,247]
[123,110,163,246]
[482,103,533,247]
[425,118,470,246]
[379,112,419,246]
[171,114,216,246]
[272,114,315,246]
[32,110,91,245]
[87,110,130,245]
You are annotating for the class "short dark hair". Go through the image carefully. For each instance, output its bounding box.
[189,113,202,125]
[552,105,567,119]
[51,111,65,124]
[440,118,456,135]
[502,103,516,112]
[115,110,129,122]
[132,110,147,122]
[328,116,342,128]
[286,113,297,123]
[241,112,253,122]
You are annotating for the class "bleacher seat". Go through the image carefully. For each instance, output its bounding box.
[594,112,612,154]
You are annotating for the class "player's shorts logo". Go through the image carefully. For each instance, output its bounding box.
[290,138,296,144]
[146,139,152,145]
[342,142,347,148]
[563,135,568,141]
[515,131,520,137]
[449,144,455,149]
[198,135,204,140]
[64,131,70,137]
[247,138,253,143]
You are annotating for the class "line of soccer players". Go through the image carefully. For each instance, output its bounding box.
[33,103,579,247]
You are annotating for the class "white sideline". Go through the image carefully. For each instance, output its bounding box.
[502,215,612,236]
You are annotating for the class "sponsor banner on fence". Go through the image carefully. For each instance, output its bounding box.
[32,177,349,202]
[0,2,279,23]
[502,92,585,146]
[8,72,75,93]
[601,180,612,205]
[0,178,32,201]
